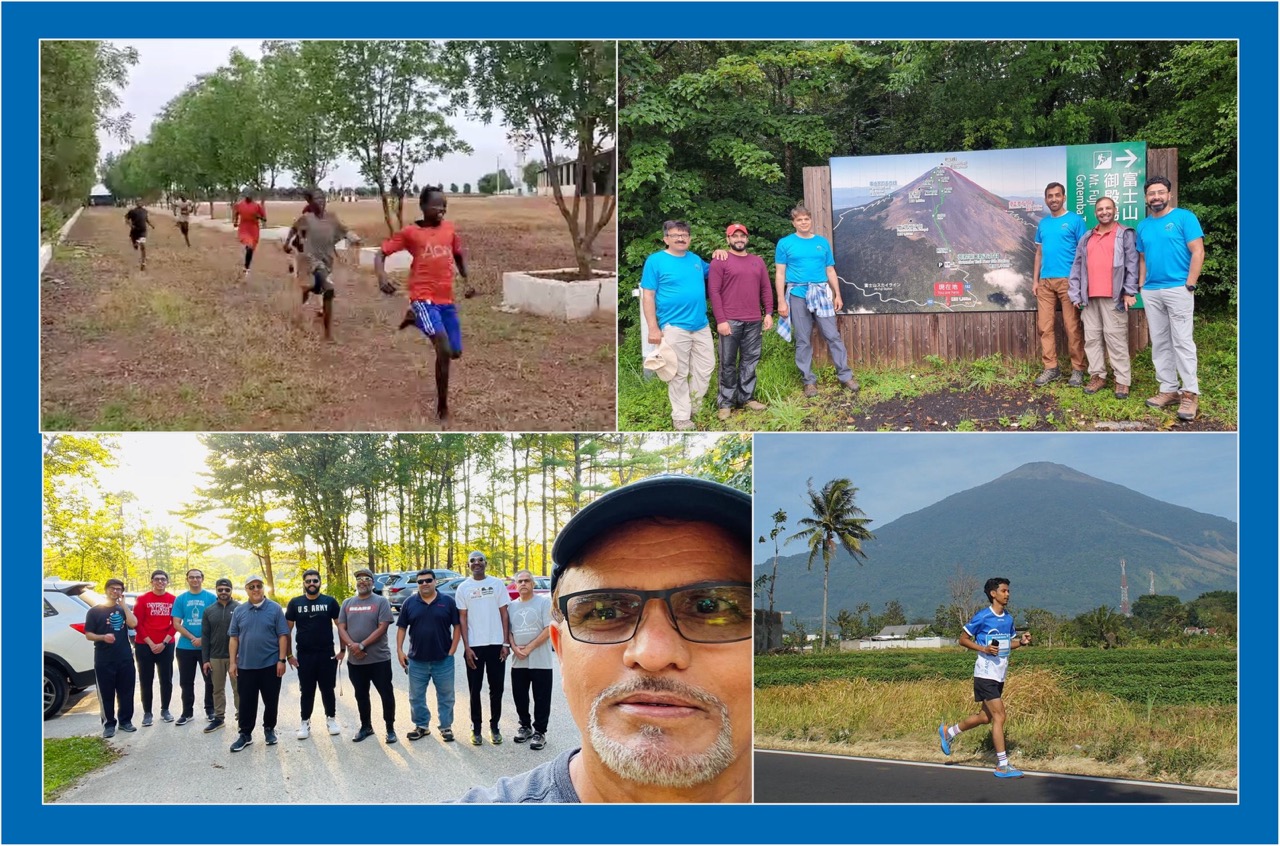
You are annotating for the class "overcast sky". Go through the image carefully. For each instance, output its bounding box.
[98,39,560,190]
[752,433,1238,546]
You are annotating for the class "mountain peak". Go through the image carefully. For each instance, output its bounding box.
[995,462,1099,484]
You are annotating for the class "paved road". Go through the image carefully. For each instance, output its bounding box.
[754,749,1237,804]
[46,654,578,803]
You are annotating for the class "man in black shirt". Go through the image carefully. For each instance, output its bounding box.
[124,199,156,270]
[201,578,240,732]
[285,568,345,739]
[82,578,139,737]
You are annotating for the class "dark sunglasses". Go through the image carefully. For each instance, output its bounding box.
[304,579,320,585]
[417,578,435,585]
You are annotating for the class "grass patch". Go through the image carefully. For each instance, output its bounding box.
[44,737,119,801]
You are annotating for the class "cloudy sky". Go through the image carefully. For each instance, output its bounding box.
[752,433,1238,544]
[98,39,556,190]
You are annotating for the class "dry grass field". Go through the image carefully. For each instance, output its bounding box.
[40,198,617,431]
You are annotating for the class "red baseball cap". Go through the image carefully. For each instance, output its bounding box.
[725,223,748,236]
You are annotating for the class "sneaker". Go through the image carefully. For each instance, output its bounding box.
[264,728,278,746]
[103,724,117,738]
[119,722,136,732]
[203,718,224,733]
[440,728,455,742]
[230,734,253,753]
[1176,392,1199,421]
[938,723,951,756]
[716,407,732,422]
[386,730,398,744]
[1067,369,1085,387]
[206,710,216,721]
[160,709,174,723]
[529,732,546,750]
[142,713,154,727]
[1145,390,1181,409]
[1114,384,1130,400]
[1083,375,1107,395]
[993,765,1025,779]
[353,726,375,743]
[840,378,860,393]
[175,714,193,726]
[471,732,483,746]
[326,716,341,736]
[514,726,533,743]
[802,383,819,398]
[407,727,430,741]
[673,419,696,431]
[1032,368,1060,387]
[491,730,503,745]
[296,723,311,740]
[744,400,768,411]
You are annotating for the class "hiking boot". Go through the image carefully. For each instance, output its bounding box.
[803,383,819,398]
[440,728,455,742]
[1176,392,1199,421]
[1067,369,1085,387]
[840,378,860,393]
[407,727,430,741]
[744,400,768,411]
[514,725,533,743]
[673,419,696,431]
[1114,384,1130,400]
[1083,375,1107,395]
[938,723,951,756]
[717,407,732,422]
[1145,390,1181,409]
[529,732,546,750]
[230,734,252,753]
[1032,368,1060,387]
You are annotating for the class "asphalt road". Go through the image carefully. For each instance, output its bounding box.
[753,749,1237,804]
[45,653,578,804]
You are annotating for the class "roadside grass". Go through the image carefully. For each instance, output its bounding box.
[44,737,119,801]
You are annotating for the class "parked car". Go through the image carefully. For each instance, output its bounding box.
[385,569,465,611]
[434,577,468,598]
[372,572,396,596]
[505,575,552,600]
[43,578,104,719]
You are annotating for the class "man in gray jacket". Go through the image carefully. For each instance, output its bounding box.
[1067,196,1139,400]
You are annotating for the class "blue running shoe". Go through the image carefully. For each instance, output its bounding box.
[993,765,1024,779]
[938,723,951,756]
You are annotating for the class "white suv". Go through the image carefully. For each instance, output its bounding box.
[43,578,103,719]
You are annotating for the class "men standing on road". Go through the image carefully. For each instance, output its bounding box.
[458,475,753,803]
[170,568,216,727]
[338,568,397,744]
[200,578,239,733]
[775,205,858,398]
[284,191,362,342]
[227,575,289,753]
[1067,196,1139,400]
[938,576,1033,779]
[708,223,774,422]
[285,568,344,740]
[125,198,156,271]
[1032,182,1089,388]
[174,195,195,247]
[83,578,138,738]
[508,569,553,751]
[133,569,177,726]
[395,568,462,743]
[231,189,267,280]
[1136,176,1206,421]
[640,220,717,431]
[456,550,511,746]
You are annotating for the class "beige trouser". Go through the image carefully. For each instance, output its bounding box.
[208,657,240,722]
[663,325,715,423]
[1037,276,1086,371]
[1081,297,1132,386]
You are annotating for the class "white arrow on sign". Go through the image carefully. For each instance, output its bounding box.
[1117,149,1139,168]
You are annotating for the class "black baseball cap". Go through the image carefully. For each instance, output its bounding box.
[550,475,750,591]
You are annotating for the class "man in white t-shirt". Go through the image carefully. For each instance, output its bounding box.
[456,550,511,746]
[508,570,553,750]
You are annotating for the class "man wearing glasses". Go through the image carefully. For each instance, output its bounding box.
[200,578,239,733]
[170,568,216,727]
[456,550,512,746]
[508,569,554,751]
[458,475,752,803]
[227,575,289,753]
[286,568,344,740]
[133,569,177,726]
[338,567,397,744]
[395,568,462,742]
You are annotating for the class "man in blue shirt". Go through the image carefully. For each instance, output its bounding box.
[396,568,462,742]
[227,575,289,753]
[1136,176,1205,421]
[640,220,715,431]
[1032,182,1089,387]
[774,205,857,398]
[170,568,216,726]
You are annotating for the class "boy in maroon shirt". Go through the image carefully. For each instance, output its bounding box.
[133,569,178,725]
[708,223,774,422]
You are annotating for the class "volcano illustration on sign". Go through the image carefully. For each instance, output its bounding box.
[830,147,1065,314]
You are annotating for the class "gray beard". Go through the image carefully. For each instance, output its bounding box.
[586,676,735,788]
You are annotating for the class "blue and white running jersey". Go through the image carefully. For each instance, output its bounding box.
[964,606,1017,682]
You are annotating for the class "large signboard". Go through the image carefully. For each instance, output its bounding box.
[830,142,1146,314]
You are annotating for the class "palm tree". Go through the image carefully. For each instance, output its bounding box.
[787,478,875,649]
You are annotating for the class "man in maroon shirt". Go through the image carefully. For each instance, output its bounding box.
[708,223,774,422]
[133,569,177,726]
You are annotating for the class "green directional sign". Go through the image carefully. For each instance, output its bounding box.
[1066,141,1147,228]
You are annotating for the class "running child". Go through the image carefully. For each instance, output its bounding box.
[174,195,195,247]
[283,192,361,342]
[231,189,267,279]
[124,198,156,270]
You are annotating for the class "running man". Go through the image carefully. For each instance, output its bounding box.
[283,192,361,342]
[374,184,469,422]
[285,189,322,280]
[938,576,1032,778]
[231,189,267,280]
[174,195,195,247]
[124,199,155,270]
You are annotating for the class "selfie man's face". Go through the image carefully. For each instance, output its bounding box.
[550,518,751,791]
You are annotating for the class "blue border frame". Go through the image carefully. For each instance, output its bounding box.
[8,3,1275,843]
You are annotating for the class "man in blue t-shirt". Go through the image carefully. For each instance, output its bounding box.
[937,576,1032,779]
[170,568,216,726]
[1136,176,1205,421]
[640,220,715,430]
[1032,182,1089,387]
[774,205,857,398]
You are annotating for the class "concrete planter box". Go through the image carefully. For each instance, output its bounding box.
[357,247,410,272]
[501,268,617,320]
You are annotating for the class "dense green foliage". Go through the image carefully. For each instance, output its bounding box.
[755,647,1237,705]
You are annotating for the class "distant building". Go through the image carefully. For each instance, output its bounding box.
[88,183,114,206]
[846,625,956,651]
[869,624,929,641]
[535,147,615,197]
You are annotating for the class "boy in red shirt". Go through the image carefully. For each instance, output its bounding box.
[374,185,469,422]
[231,190,267,279]
[133,569,178,725]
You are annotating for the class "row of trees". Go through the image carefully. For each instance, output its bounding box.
[43,433,750,600]
[620,40,1238,320]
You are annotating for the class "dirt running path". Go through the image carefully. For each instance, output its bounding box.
[41,208,616,431]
